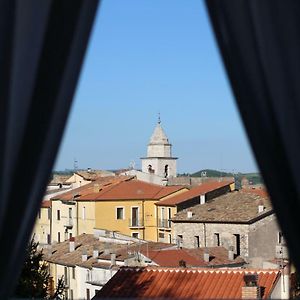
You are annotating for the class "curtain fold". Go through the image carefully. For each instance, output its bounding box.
[205,0,300,271]
[0,0,99,298]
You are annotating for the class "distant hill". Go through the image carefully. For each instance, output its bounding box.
[191,169,234,178]
[189,169,263,185]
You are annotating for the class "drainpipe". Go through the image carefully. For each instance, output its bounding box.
[204,223,207,247]
[76,201,79,236]
[142,200,145,240]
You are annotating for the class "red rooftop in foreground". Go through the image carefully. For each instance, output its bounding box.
[94,267,284,299]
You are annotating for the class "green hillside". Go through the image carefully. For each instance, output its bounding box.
[190,169,263,185]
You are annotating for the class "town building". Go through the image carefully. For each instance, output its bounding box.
[171,190,287,267]
[155,180,234,243]
[50,176,131,243]
[94,267,288,299]
[50,176,187,243]
[33,200,52,245]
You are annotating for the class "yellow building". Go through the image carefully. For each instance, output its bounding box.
[93,179,187,241]
[156,180,235,244]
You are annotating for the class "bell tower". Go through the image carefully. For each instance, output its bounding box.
[141,117,177,178]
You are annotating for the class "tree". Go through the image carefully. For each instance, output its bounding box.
[14,237,49,298]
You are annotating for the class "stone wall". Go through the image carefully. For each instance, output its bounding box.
[173,213,280,265]
[173,222,250,258]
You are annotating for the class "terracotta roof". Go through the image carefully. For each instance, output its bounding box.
[79,180,186,201]
[49,174,72,185]
[51,176,133,201]
[156,180,234,206]
[141,247,244,268]
[172,190,273,223]
[95,267,280,299]
[41,200,51,208]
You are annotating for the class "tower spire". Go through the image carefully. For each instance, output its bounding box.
[158,112,161,124]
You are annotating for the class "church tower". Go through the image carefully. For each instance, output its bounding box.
[141,117,177,178]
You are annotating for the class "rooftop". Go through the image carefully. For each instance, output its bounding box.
[73,169,115,181]
[95,267,280,299]
[141,247,244,268]
[77,179,186,201]
[156,180,234,206]
[172,190,272,223]
[51,176,133,201]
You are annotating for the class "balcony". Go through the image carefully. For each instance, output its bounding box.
[158,218,171,229]
[64,218,73,229]
[129,218,144,228]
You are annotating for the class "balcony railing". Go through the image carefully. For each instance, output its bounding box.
[64,218,73,229]
[129,218,144,228]
[158,218,171,228]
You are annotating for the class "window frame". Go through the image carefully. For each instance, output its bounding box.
[115,206,125,220]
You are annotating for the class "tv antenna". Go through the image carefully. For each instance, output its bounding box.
[74,158,78,171]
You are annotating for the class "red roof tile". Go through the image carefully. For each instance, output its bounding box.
[84,180,186,201]
[241,187,269,198]
[141,247,244,267]
[41,200,51,208]
[95,267,280,299]
[156,180,234,206]
[51,176,133,201]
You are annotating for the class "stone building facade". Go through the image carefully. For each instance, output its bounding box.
[172,190,285,267]
[141,120,177,179]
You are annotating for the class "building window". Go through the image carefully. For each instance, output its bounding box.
[158,232,164,239]
[57,210,60,220]
[194,236,200,248]
[132,232,139,238]
[234,234,241,256]
[48,208,51,220]
[47,234,51,245]
[116,207,124,220]
[82,206,86,220]
[69,232,72,239]
[86,288,90,300]
[278,232,285,244]
[214,233,220,246]
[64,266,68,284]
[164,164,169,178]
[72,267,75,279]
[38,209,41,219]
[69,207,72,219]
[177,234,183,248]
[168,208,172,227]
[70,289,73,300]
[168,234,172,244]
[131,207,139,226]
[58,232,61,243]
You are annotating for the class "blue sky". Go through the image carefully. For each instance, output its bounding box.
[54,0,258,174]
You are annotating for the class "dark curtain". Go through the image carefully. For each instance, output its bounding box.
[0,0,99,298]
[205,0,300,271]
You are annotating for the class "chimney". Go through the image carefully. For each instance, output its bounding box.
[242,274,260,299]
[82,249,88,262]
[203,252,210,262]
[228,249,234,260]
[93,247,99,258]
[69,237,75,252]
[111,253,116,266]
[187,211,193,219]
[93,183,100,193]
[258,205,264,213]
[179,260,186,268]
[200,194,206,205]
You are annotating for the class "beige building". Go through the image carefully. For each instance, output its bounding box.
[50,176,129,243]
[33,200,52,245]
